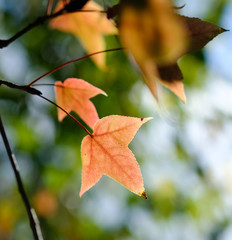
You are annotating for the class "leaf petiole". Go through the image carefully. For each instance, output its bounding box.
[0,79,92,137]
[38,95,93,137]
[28,47,124,87]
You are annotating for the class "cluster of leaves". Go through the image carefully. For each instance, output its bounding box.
[1,0,225,199]
[0,0,227,239]
[0,0,226,206]
[46,0,225,198]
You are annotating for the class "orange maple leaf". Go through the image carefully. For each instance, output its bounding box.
[55,78,106,129]
[50,0,118,68]
[80,115,152,198]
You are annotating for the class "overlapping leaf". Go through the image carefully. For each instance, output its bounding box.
[50,0,118,68]
[55,78,106,129]
[118,0,225,102]
[80,115,152,198]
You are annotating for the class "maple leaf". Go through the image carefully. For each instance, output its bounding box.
[80,115,152,198]
[119,0,188,102]
[153,15,226,102]
[55,78,106,129]
[118,0,226,102]
[50,0,118,69]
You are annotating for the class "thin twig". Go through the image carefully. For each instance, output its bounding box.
[38,95,93,137]
[0,79,42,95]
[0,115,44,240]
[0,80,92,136]
[32,83,56,87]
[28,47,124,86]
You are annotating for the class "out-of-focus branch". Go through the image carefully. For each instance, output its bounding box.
[0,8,64,49]
[0,115,44,240]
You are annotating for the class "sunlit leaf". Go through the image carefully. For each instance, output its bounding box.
[80,115,152,198]
[55,78,107,129]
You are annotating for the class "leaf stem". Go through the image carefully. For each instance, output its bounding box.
[38,95,93,137]
[28,47,124,87]
[0,79,92,136]
[0,115,44,240]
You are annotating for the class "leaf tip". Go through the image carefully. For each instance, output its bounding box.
[221,27,229,33]
[58,115,65,122]
[141,117,153,123]
[181,93,186,104]
[79,189,85,198]
[140,191,147,199]
[101,90,108,97]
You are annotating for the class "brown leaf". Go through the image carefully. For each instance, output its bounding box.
[180,15,227,54]
[157,64,183,82]
[119,0,226,102]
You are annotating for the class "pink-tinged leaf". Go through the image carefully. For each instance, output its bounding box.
[55,78,106,129]
[50,0,118,68]
[80,115,152,198]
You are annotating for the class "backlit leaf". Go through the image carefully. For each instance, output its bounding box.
[55,78,106,129]
[80,115,152,198]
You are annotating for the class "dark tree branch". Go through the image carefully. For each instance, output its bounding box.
[0,115,44,240]
[0,79,92,136]
[0,79,42,95]
[0,5,107,49]
[0,9,64,49]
